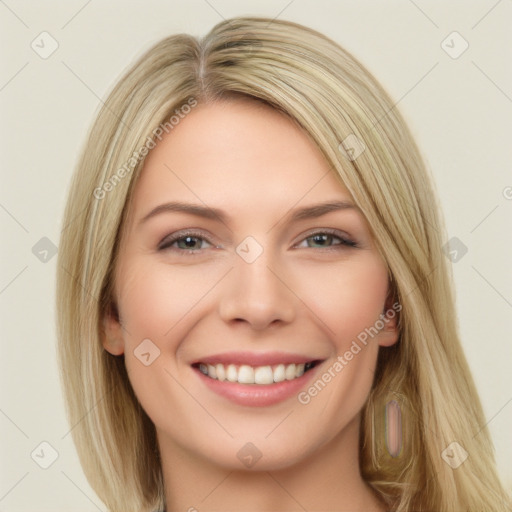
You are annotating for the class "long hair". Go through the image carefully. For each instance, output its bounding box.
[56,16,511,512]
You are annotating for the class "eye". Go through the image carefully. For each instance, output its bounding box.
[296,230,358,249]
[158,231,214,252]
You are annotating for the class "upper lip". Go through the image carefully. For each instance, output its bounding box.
[191,351,324,367]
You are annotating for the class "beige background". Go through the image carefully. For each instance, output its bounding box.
[1,1,511,510]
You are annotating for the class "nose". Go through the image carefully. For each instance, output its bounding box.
[218,250,296,331]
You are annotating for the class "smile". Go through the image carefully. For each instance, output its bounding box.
[195,361,319,385]
[191,351,325,406]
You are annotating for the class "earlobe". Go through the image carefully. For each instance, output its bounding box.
[377,290,401,348]
[377,318,400,348]
[101,304,125,355]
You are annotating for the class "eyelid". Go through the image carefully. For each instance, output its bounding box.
[158,227,358,252]
[158,229,218,251]
[293,228,358,248]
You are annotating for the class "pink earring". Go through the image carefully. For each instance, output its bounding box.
[385,399,402,457]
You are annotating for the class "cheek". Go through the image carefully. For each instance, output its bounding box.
[294,254,389,346]
[116,259,220,349]
[114,259,213,416]
[292,255,389,432]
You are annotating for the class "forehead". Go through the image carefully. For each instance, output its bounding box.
[130,98,352,218]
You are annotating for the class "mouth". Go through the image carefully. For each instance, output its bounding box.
[190,352,325,407]
[192,360,321,385]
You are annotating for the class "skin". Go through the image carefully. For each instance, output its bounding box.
[103,98,399,511]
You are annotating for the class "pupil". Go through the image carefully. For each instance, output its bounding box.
[312,234,330,246]
[182,236,198,248]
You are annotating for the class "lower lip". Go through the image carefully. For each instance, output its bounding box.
[193,365,321,407]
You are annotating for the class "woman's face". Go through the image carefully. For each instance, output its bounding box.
[103,99,398,471]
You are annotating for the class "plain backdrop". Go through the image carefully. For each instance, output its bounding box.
[1,1,511,510]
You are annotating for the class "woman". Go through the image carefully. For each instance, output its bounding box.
[56,16,511,512]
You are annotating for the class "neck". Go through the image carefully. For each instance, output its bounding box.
[158,414,386,512]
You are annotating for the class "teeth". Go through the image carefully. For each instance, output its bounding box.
[285,363,296,380]
[226,364,238,382]
[216,363,226,381]
[198,361,315,385]
[207,364,217,379]
[254,366,273,385]
[273,364,286,383]
[238,365,254,384]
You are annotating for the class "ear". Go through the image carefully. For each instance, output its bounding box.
[101,303,125,356]
[377,289,400,348]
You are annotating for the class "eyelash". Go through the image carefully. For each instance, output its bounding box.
[158,228,358,254]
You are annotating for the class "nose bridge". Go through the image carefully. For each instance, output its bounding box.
[218,241,295,329]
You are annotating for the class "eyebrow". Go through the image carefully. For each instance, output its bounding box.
[139,200,356,226]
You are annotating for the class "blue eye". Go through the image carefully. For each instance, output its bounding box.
[298,231,357,249]
[158,229,358,254]
[175,236,209,250]
[159,232,213,252]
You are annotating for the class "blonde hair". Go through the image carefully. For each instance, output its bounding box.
[56,16,511,512]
